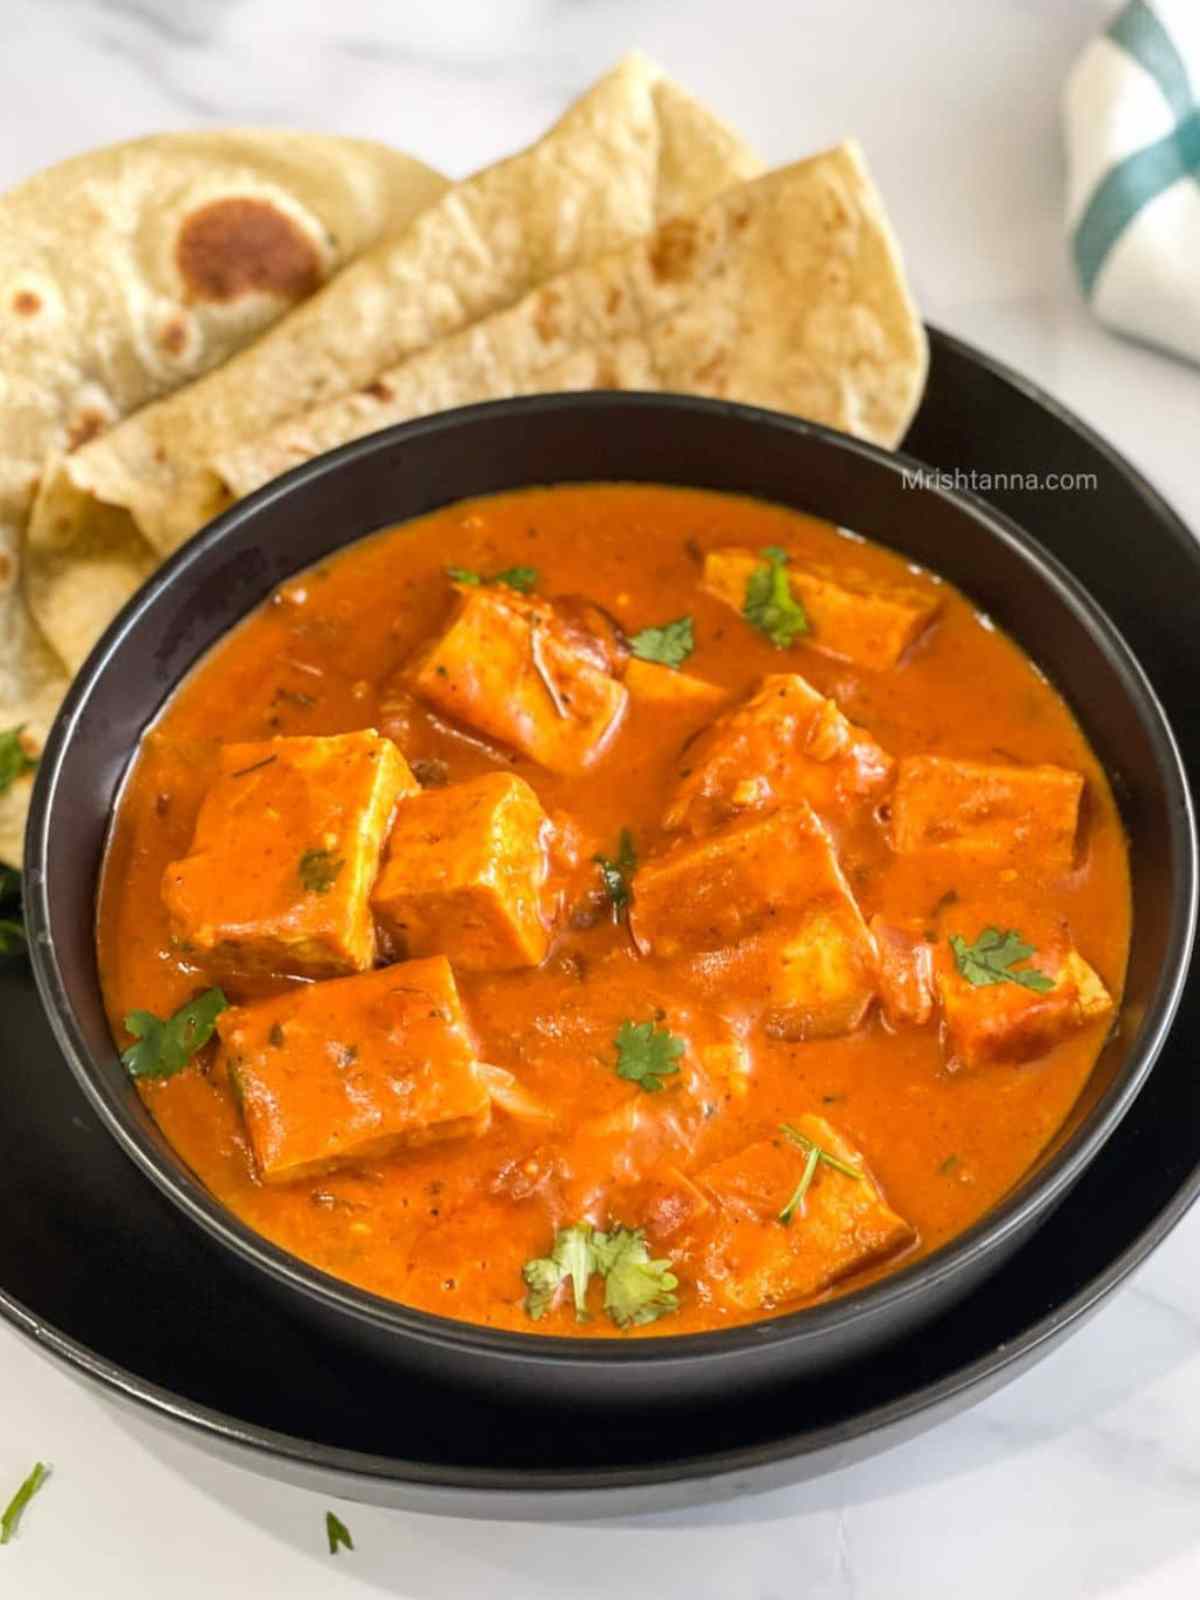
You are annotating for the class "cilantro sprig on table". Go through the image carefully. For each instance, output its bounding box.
[949,927,1055,993]
[742,546,808,649]
[325,1510,354,1556]
[522,1223,679,1328]
[1,1462,50,1545]
[447,564,539,594]
[628,615,695,669]
[613,1018,685,1093]
[121,988,228,1080]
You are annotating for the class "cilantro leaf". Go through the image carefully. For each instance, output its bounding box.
[779,1122,865,1182]
[594,827,637,918]
[0,918,26,959]
[299,848,344,895]
[629,615,695,669]
[1,1462,50,1545]
[325,1510,354,1555]
[614,1018,685,1093]
[121,988,228,1080]
[949,927,1055,993]
[447,564,538,594]
[494,565,538,593]
[778,1143,819,1226]
[0,726,36,795]
[742,546,808,649]
[523,1222,681,1329]
[522,1222,598,1321]
[592,1227,679,1328]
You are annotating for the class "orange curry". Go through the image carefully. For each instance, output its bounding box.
[96,484,1131,1337]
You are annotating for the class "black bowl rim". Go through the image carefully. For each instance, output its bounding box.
[24,384,1197,1378]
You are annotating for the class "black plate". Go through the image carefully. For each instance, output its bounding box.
[4,326,1200,1518]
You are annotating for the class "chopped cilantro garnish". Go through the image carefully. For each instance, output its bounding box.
[592,1226,680,1327]
[1,1462,50,1545]
[742,546,808,649]
[299,848,344,895]
[779,1123,864,1182]
[121,988,228,1080]
[523,1222,679,1328]
[325,1510,354,1555]
[447,564,539,593]
[0,726,36,794]
[778,1143,820,1226]
[949,927,1055,993]
[629,615,695,669]
[594,828,637,918]
[614,1019,685,1093]
[523,1222,598,1321]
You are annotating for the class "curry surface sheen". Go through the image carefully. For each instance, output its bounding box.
[96,485,1131,1337]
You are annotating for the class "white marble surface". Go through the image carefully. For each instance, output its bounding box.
[3,0,1200,1594]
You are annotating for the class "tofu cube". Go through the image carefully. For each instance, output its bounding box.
[163,731,415,980]
[686,1116,915,1312]
[664,672,893,836]
[761,902,878,1041]
[624,658,729,713]
[631,801,860,959]
[891,756,1083,873]
[372,772,552,971]
[935,909,1114,1068]
[704,547,940,671]
[216,956,490,1184]
[870,916,937,1030]
[409,585,628,775]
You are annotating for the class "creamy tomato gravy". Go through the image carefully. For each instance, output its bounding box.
[96,484,1131,1336]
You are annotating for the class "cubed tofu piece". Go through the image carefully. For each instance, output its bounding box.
[163,731,414,981]
[761,902,878,1041]
[935,906,1114,1067]
[631,801,862,960]
[639,1166,712,1244]
[624,658,729,712]
[664,673,893,836]
[408,585,627,775]
[704,547,940,671]
[372,772,552,971]
[685,1116,914,1312]
[891,756,1083,873]
[216,956,490,1184]
[870,916,937,1030]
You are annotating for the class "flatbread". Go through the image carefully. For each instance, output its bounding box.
[0,129,446,863]
[218,145,927,500]
[26,52,762,673]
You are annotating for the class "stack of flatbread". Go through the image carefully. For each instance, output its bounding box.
[0,52,926,866]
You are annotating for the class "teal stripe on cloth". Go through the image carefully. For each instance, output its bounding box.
[1074,108,1200,295]
[1107,0,1194,121]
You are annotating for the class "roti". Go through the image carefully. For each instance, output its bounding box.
[0,128,447,864]
[217,145,927,504]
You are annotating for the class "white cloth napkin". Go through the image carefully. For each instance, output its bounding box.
[1064,0,1200,365]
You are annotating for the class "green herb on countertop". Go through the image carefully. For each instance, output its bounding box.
[1,1462,50,1546]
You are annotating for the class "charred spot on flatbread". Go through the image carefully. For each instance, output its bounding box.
[176,198,323,304]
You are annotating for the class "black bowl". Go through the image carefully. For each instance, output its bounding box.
[24,393,1196,1410]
